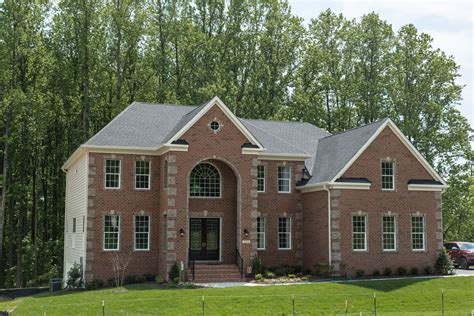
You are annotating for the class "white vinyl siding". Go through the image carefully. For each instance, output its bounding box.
[63,153,88,282]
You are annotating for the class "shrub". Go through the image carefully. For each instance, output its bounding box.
[372,269,380,276]
[143,273,156,282]
[383,267,392,276]
[251,255,263,276]
[436,248,455,275]
[66,263,83,289]
[172,276,180,284]
[410,267,418,275]
[86,279,104,290]
[397,267,407,275]
[135,275,147,283]
[106,278,115,287]
[265,271,275,279]
[255,273,263,281]
[288,274,296,278]
[294,265,303,274]
[275,267,288,276]
[303,268,312,276]
[155,276,165,284]
[424,266,433,275]
[286,266,296,274]
[168,262,180,281]
[123,275,138,285]
[314,262,332,277]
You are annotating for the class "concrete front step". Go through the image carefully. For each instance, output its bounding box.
[188,264,243,282]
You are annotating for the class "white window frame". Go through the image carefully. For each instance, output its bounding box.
[189,162,222,198]
[134,215,151,251]
[104,159,121,189]
[135,160,151,190]
[257,165,265,193]
[381,160,395,191]
[352,215,367,251]
[411,215,426,251]
[382,215,397,251]
[103,214,120,251]
[257,217,266,250]
[277,165,291,193]
[278,217,292,250]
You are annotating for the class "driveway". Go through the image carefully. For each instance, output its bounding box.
[455,268,474,276]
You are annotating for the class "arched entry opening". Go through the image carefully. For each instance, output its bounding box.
[187,159,238,263]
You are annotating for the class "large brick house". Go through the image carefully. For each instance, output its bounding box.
[62,96,446,282]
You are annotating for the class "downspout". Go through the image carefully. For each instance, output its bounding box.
[324,185,332,268]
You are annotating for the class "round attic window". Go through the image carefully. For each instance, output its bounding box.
[210,120,221,132]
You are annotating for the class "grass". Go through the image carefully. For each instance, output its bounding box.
[1,276,474,315]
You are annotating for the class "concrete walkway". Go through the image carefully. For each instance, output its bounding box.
[196,269,474,288]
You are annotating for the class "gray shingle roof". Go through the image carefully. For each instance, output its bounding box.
[85,101,387,184]
[307,119,388,185]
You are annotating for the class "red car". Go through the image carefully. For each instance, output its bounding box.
[444,242,474,269]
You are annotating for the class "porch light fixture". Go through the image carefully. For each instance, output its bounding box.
[244,229,249,238]
[179,228,185,237]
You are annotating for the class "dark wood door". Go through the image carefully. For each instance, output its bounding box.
[189,218,220,261]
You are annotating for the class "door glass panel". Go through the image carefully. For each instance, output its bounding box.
[190,219,202,250]
[206,219,219,250]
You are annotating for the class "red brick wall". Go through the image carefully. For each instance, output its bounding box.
[301,190,329,269]
[85,153,162,281]
[332,126,441,275]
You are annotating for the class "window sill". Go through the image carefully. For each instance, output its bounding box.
[277,191,292,194]
[104,187,121,190]
[189,196,223,199]
[277,248,292,251]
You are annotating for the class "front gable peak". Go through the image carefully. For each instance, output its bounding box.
[165,96,264,150]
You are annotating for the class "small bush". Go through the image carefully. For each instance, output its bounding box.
[424,266,433,275]
[288,274,296,278]
[255,273,263,281]
[66,263,83,289]
[155,276,165,284]
[410,267,418,275]
[265,271,275,279]
[251,255,263,276]
[267,266,277,273]
[86,279,104,290]
[383,267,392,276]
[169,262,180,281]
[135,275,147,283]
[397,267,407,275]
[275,267,288,276]
[106,278,115,287]
[303,268,312,276]
[294,265,303,274]
[355,269,365,278]
[172,276,180,284]
[124,275,138,285]
[436,248,455,275]
[372,269,380,276]
[143,273,156,282]
[314,262,332,277]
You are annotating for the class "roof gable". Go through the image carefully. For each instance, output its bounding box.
[165,96,264,149]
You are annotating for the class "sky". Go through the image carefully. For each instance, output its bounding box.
[289,0,474,128]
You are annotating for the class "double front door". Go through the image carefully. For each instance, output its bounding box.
[189,218,220,261]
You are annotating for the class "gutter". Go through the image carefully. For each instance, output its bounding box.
[324,185,332,268]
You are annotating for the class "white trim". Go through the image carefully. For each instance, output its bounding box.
[103,214,120,251]
[241,150,311,160]
[257,165,266,193]
[381,159,395,191]
[408,184,445,191]
[188,161,223,199]
[257,217,266,250]
[166,96,264,149]
[134,160,151,190]
[298,181,370,193]
[352,214,368,252]
[133,214,151,251]
[331,119,445,186]
[277,217,292,250]
[104,159,121,190]
[411,215,426,251]
[241,148,262,155]
[277,165,292,193]
[382,215,397,252]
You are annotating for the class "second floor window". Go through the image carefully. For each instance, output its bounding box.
[257,217,266,250]
[257,165,265,192]
[381,160,394,190]
[189,163,220,197]
[104,215,120,250]
[105,159,121,189]
[278,166,291,193]
[135,160,150,189]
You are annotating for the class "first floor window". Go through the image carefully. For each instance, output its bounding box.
[105,159,121,189]
[382,216,396,251]
[257,165,265,192]
[278,217,291,249]
[411,216,425,250]
[135,160,150,189]
[104,215,120,250]
[278,166,291,193]
[134,215,150,250]
[257,217,266,250]
[352,215,367,251]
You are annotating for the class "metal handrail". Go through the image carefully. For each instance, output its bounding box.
[236,248,244,279]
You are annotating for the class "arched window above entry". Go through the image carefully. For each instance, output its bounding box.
[189,163,221,197]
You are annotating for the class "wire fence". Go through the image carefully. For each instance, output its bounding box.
[28,288,474,316]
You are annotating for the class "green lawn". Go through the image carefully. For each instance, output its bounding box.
[1,276,474,315]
